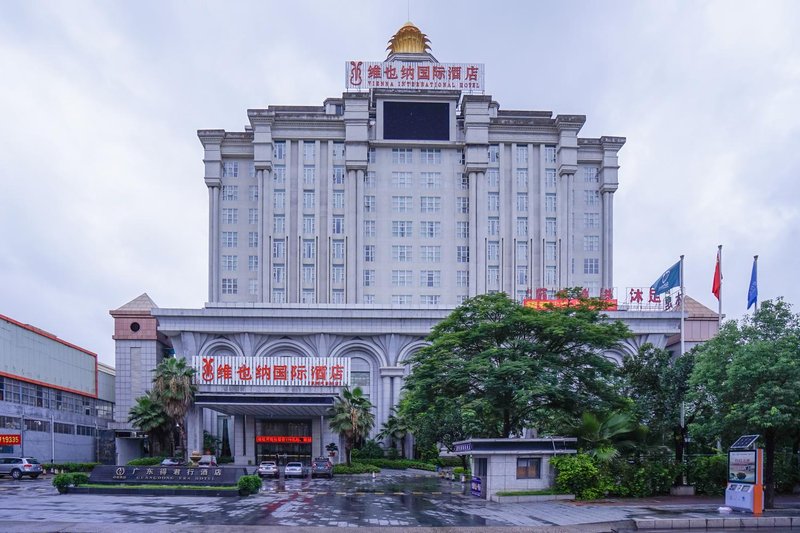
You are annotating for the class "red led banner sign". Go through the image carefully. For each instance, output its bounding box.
[255,436,312,444]
[0,434,21,446]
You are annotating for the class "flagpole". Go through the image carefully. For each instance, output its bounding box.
[680,255,685,357]
[754,255,759,312]
[718,245,723,330]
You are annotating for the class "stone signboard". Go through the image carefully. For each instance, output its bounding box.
[89,465,248,486]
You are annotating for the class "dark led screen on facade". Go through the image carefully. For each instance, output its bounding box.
[383,102,449,140]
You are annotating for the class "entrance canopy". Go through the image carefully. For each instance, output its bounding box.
[195,394,335,417]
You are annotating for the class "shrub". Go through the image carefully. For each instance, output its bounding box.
[52,473,73,494]
[333,463,380,474]
[353,439,385,459]
[452,467,471,477]
[71,472,90,486]
[43,462,99,473]
[774,452,800,494]
[607,457,678,498]
[354,458,436,471]
[237,475,262,496]
[127,457,165,466]
[688,455,727,496]
[434,457,464,468]
[550,454,612,500]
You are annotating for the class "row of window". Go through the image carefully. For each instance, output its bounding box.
[271,141,345,161]
[0,377,113,419]
[489,144,556,165]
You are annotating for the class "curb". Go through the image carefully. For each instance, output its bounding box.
[635,515,800,529]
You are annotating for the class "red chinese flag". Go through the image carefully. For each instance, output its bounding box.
[712,250,721,300]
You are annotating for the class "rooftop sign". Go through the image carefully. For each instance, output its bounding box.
[346,61,484,92]
[192,356,350,387]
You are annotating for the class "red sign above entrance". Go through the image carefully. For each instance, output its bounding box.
[256,436,312,444]
[0,434,21,445]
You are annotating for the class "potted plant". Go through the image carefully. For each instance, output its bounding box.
[326,442,339,457]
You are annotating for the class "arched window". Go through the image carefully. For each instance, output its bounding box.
[350,356,371,399]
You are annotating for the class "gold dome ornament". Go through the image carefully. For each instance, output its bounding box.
[386,22,431,55]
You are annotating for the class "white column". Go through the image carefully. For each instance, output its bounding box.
[469,171,478,296]
[186,405,203,456]
[209,186,220,301]
[391,376,402,410]
[602,191,614,290]
[380,375,392,439]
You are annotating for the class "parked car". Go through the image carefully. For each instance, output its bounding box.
[0,457,43,480]
[160,457,184,466]
[257,461,278,478]
[310,457,334,479]
[284,461,304,477]
[197,455,217,467]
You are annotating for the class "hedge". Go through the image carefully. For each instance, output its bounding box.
[354,458,437,471]
[43,462,99,473]
[333,463,380,474]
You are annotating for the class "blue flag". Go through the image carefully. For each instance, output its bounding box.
[747,258,758,310]
[651,261,681,296]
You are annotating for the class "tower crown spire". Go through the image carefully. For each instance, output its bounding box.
[386,21,431,56]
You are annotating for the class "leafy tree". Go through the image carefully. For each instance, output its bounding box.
[567,411,643,462]
[128,391,171,455]
[151,357,197,455]
[403,291,630,445]
[328,386,375,466]
[689,298,800,508]
[377,408,410,458]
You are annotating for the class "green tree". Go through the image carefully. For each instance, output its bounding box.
[328,386,375,466]
[151,357,197,455]
[128,391,171,455]
[403,291,630,444]
[567,411,643,462]
[689,298,800,508]
[376,408,410,457]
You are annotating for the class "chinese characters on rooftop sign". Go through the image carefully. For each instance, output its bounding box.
[191,356,350,387]
[346,61,485,92]
[522,288,682,312]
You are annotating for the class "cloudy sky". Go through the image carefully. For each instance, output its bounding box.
[1,0,798,367]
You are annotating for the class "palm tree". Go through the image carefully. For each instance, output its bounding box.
[377,409,409,458]
[328,386,375,466]
[151,357,197,455]
[128,391,171,455]
[568,411,643,462]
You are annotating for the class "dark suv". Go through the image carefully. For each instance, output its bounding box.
[0,457,43,479]
[310,457,333,479]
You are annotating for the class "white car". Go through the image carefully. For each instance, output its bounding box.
[257,461,278,478]
[284,462,304,477]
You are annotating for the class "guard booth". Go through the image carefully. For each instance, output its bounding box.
[725,434,764,515]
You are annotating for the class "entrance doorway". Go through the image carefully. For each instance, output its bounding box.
[255,420,312,466]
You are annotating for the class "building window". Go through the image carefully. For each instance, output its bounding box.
[516,241,528,262]
[368,147,376,163]
[331,289,344,303]
[487,241,500,261]
[248,256,259,273]
[516,218,528,237]
[488,217,499,237]
[273,215,285,234]
[514,169,527,190]
[248,232,259,248]
[420,196,441,213]
[420,148,442,164]
[584,190,600,207]
[223,161,239,178]
[584,258,600,275]
[303,215,315,234]
[392,245,412,262]
[222,278,238,295]
[487,266,499,286]
[516,266,528,285]
[456,270,469,288]
[363,220,376,238]
[332,215,345,235]
[584,167,598,183]
[222,186,238,201]
[364,171,376,188]
[364,245,375,262]
[363,269,375,287]
[363,294,375,304]
[222,255,238,272]
[273,190,285,210]
[272,240,285,259]
[458,148,465,165]
[488,144,499,163]
[392,196,413,212]
[546,217,557,236]
[459,173,469,190]
[420,172,441,188]
[301,289,316,303]
[488,192,500,212]
[273,141,286,160]
[544,145,557,165]
[487,169,499,188]
[456,246,469,263]
[222,208,238,224]
[420,294,440,305]
[457,295,468,305]
[420,221,440,238]
[303,191,315,210]
[392,220,413,238]
[546,193,557,212]
[545,168,557,188]
[303,166,315,187]
[302,239,315,260]
[421,245,441,262]
[303,142,315,161]
[272,265,286,285]
[516,193,528,212]
[364,195,376,212]
[272,288,285,303]
[456,221,469,239]
[457,197,469,214]
[249,185,259,202]
[248,208,258,225]
[391,148,413,164]
[273,167,286,185]
[584,235,600,252]
[332,240,345,260]
[584,213,600,229]
[517,458,541,479]
[302,265,316,284]
[392,171,412,188]
[222,231,238,248]
[516,145,528,165]
[392,294,412,305]
[249,279,259,296]
[420,270,441,288]
[333,166,345,185]
[545,241,556,261]
[392,270,413,287]
[333,142,345,159]
[545,266,557,285]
